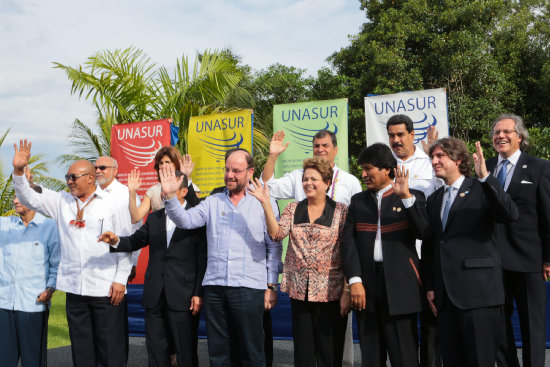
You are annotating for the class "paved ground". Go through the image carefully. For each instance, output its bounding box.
[47,338,548,366]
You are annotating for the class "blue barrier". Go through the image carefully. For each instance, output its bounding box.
[128,282,550,346]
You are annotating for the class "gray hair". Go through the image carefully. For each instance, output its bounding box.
[492,113,529,150]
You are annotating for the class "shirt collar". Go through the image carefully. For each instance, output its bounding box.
[375,183,393,199]
[498,149,521,167]
[445,175,465,191]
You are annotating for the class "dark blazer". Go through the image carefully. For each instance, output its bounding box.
[342,188,431,315]
[422,175,518,310]
[112,204,207,311]
[486,153,550,271]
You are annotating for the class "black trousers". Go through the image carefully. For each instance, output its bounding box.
[145,291,199,367]
[419,304,441,367]
[66,293,127,367]
[0,308,49,367]
[438,291,503,367]
[496,270,546,367]
[290,298,348,367]
[356,268,418,367]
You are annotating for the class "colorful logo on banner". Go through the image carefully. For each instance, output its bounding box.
[273,99,349,176]
[188,110,253,195]
[111,119,172,284]
[364,88,449,146]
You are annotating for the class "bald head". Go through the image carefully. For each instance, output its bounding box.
[95,156,118,189]
[66,160,96,199]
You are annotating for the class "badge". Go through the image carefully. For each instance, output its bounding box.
[397,207,402,212]
[523,165,527,168]
[460,193,465,197]
[221,211,226,216]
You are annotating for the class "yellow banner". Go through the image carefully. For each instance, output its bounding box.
[188,110,253,195]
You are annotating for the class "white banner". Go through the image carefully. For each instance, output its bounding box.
[364,88,449,146]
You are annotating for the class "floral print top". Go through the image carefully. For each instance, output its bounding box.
[273,198,348,302]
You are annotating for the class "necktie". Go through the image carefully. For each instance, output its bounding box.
[496,159,509,187]
[441,187,453,230]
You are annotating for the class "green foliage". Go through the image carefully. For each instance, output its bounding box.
[55,48,246,166]
[330,0,550,158]
[48,292,71,349]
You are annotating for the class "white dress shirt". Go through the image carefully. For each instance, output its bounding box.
[494,149,521,191]
[440,175,465,219]
[263,164,362,205]
[349,185,416,285]
[13,174,133,297]
[100,179,141,265]
[392,146,442,198]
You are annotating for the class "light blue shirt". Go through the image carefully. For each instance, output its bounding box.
[0,213,60,312]
[165,189,282,290]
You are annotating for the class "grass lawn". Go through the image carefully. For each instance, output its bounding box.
[48,291,71,349]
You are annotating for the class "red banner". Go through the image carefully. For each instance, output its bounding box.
[111,119,172,284]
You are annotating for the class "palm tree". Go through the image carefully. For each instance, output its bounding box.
[54,47,263,166]
[0,129,66,216]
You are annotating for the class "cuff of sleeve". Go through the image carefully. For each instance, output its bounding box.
[110,239,120,248]
[267,272,279,285]
[46,279,56,288]
[349,276,362,285]
[478,174,490,182]
[113,271,129,285]
[13,174,26,182]
[401,196,416,208]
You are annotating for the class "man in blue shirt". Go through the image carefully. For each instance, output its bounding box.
[0,196,60,367]
[161,148,282,367]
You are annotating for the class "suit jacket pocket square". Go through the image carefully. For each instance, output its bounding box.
[520,180,533,184]
[464,257,495,268]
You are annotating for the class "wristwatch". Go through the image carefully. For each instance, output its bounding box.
[267,284,279,292]
[46,287,56,294]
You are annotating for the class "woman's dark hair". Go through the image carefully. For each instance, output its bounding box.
[154,146,182,181]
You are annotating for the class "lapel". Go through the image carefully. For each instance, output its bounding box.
[431,187,445,232]
[505,152,526,195]
[155,209,168,249]
[444,178,473,231]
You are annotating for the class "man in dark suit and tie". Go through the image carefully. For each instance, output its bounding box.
[422,137,518,367]
[99,173,207,367]
[486,114,550,367]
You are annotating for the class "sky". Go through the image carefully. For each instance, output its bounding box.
[0,0,365,179]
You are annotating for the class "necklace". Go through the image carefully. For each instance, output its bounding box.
[70,194,97,228]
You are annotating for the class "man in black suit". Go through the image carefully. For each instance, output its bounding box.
[486,114,550,367]
[422,137,518,367]
[99,173,207,367]
[342,143,431,367]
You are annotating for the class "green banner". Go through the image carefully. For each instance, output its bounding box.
[273,98,349,177]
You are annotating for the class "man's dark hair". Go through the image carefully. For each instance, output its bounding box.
[312,130,337,147]
[225,148,254,168]
[386,114,414,133]
[429,137,473,178]
[175,171,188,189]
[358,143,397,179]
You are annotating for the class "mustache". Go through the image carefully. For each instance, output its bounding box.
[392,143,403,148]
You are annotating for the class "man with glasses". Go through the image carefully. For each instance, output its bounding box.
[95,156,141,280]
[486,114,550,367]
[95,156,142,364]
[12,140,133,367]
[159,148,282,367]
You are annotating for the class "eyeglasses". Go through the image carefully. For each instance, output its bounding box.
[65,172,92,182]
[492,129,516,136]
[94,165,115,171]
[224,167,252,175]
